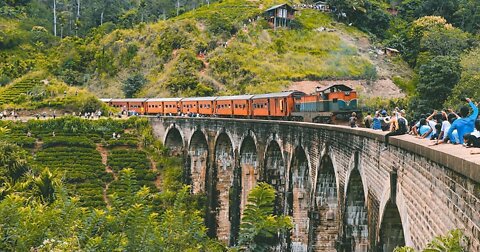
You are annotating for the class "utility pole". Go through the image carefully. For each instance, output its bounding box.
[176,0,180,16]
[53,0,57,36]
[76,0,80,20]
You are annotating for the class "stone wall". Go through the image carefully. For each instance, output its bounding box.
[151,117,480,251]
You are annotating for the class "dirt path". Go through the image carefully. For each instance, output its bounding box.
[96,144,117,206]
[149,157,162,190]
[96,144,108,165]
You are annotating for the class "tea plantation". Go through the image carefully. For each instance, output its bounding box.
[34,137,109,208]
[0,116,160,208]
[0,77,42,105]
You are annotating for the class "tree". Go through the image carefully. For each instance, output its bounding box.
[237,182,292,252]
[0,141,29,183]
[446,46,480,108]
[394,229,468,252]
[122,73,147,98]
[453,0,480,34]
[416,56,461,111]
[420,27,471,58]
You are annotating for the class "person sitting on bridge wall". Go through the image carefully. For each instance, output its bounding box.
[464,120,480,148]
[445,98,478,145]
[383,109,409,149]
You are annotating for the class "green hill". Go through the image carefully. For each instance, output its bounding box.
[43,0,398,98]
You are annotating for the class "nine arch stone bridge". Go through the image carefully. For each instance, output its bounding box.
[150,117,480,252]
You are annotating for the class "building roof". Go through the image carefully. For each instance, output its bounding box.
[216,95,254,101]
[146,98,182,102]
[265,3,297,12]
[252,91,305,99]
[111,98,148,102]
[317,84,353,92]
[385,47,400,53]
[181,97,217,102]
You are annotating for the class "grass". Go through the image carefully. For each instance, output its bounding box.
[207,9,374,93]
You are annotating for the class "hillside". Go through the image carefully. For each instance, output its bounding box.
[2,0,478,114]
[0,0,409,101]
[81,1,409,98]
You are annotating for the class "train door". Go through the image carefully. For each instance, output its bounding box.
[279,98,285,116]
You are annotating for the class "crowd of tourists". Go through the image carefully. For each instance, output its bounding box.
[358,98,480,151]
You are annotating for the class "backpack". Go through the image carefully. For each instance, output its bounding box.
[350,116,357,127]
[398,117,407,133]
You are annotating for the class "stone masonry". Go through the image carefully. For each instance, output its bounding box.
[154,117,480,251]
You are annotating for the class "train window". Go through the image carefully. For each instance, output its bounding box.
[345,91,350,96]
[333,98,338,103]
[228,104,231,108]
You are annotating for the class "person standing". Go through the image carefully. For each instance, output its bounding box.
[372,111,382,130]
[349,112,358,128]
[364,112,373,128]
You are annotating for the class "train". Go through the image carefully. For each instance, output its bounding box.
[101,84,359,123]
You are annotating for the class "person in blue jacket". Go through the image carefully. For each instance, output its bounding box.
[446,98,478,144]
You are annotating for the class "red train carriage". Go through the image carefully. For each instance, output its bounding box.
[251,91,305,118]
[197,97,216,116]
[157,98,182,115]
[181,97,216,115]
[215,95,253,117]
[144,98,179,115]
[110,98,148,114]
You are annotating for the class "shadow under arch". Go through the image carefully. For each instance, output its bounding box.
[308,153,339,252]
[188,130,209,194]
[287,145,311,251]
[239,134,258,214]
[343,155,369,252]
[263,139,286,215]
[377,200,405,251]
[164,126,184,156]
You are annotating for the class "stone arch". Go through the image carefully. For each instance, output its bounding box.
[343,152,369,252]
[288,145,311,251]
[263,139,286,215]
[188,130,209,194]
[377,181,412,248]
[212,132,236,245]
[164,125,184,156]
[239,132,258,214]
[378,200,405,251]
[308,152,339,251]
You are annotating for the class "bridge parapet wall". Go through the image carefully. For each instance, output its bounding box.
[151,117,480,251]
